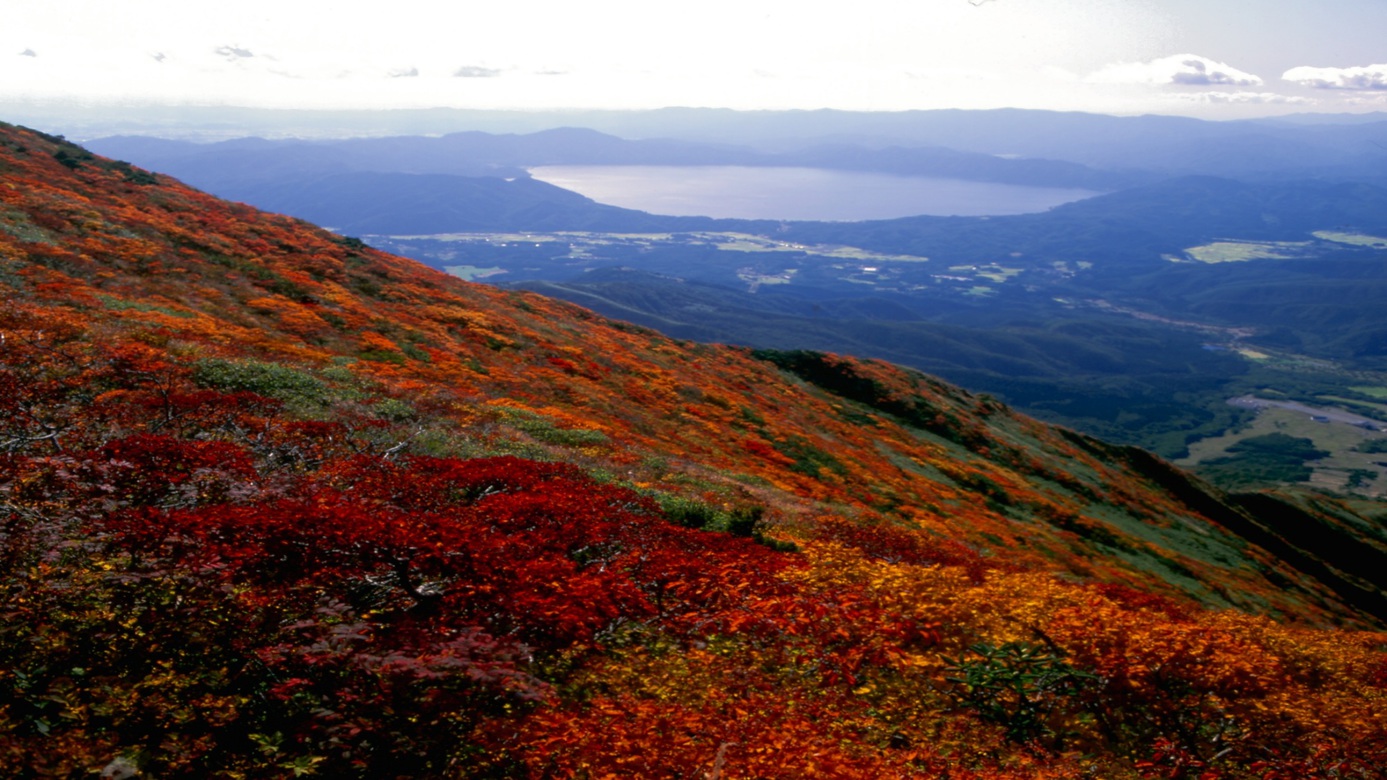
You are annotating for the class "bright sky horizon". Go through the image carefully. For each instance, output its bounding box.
[4,0,1387,120]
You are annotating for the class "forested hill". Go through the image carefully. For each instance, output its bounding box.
[2,122,1385,777]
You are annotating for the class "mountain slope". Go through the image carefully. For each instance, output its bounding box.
[779,176,1387,270]
[230,170,726,234]
[2,123,1386,778]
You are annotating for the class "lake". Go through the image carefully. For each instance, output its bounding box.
[528,165,1100,221]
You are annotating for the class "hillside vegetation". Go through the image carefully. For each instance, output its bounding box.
[2,123,1386,778]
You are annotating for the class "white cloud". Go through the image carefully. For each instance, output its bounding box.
[1283,64,1387,91]
[454,66,502,79]
[1089,54,1262,87]
[1338,93,1387,108]
[214,45,254,61]
[1172,91,1312,106]
[0,5,1372,120]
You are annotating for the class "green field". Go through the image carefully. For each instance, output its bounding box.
[951,264,1023,283]
[1180,406,1387,497]
[1181,240,1311,264]
[445,265,507,280]
[1317,395,1387,415]
[1313,230,1387,248]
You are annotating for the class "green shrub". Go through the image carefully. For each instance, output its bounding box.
[500,408,609,447]
[372,398,417,422]
[772,436,846,479]
[193,359,329,406]
[1355,438,1387,454]
[658,495,721,529]
[725,505,762,537]
[945,642,1096,744]
[98,295,194,319]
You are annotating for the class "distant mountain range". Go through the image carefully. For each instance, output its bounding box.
[83,128,1387,241]
[88,124,1144,197]
[69,105,1387,182]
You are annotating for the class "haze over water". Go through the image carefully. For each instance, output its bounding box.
[529,165,1101,221]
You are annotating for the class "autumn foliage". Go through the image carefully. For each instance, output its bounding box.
[1,123,1386,777]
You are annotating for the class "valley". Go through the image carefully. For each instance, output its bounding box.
[1180,397,1387,497]
[367,223,1387,497]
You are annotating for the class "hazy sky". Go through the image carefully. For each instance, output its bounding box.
[4,0,1387,119]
